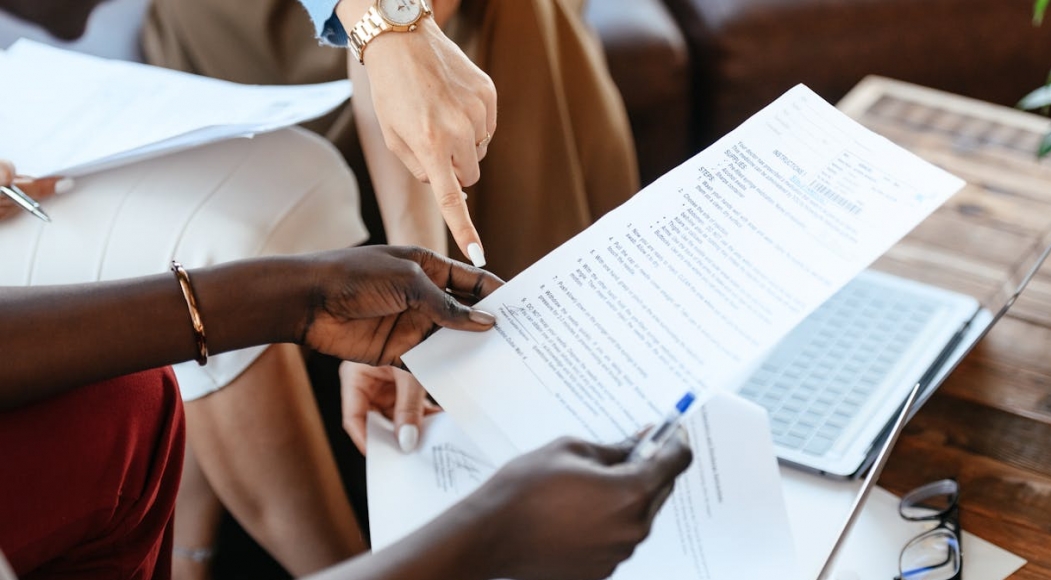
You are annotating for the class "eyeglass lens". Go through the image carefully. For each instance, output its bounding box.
[900,479,959,521]
[898,479,961,580]
[899,528,961,580]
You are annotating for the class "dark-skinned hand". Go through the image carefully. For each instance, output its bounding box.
[300,245,503,366]
[466,433,693,580]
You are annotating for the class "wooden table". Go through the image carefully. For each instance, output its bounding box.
[837,77,1051,578]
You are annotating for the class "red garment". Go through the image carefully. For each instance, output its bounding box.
[0,368,185,580]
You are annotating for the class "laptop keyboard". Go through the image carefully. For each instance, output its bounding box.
[737,277,943,457]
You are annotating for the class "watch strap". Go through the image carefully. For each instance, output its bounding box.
[349,6,389,64]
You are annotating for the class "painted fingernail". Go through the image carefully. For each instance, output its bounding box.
[461,190,468,201]
[467,243,486,268]
[469,309,496,325]
[398,424,419,453]
[55,178,75,194]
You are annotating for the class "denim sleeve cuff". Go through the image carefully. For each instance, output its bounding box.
[320,13,350,46]
[299,0,349,46]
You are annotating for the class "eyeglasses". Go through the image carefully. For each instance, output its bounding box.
[894,479,962,580]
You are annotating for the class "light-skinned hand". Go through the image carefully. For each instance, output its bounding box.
[339,361,439,454]
[0,160,71,221]
[336,2,497,266]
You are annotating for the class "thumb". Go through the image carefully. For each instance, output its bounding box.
[393,369,428,453]
[416,280,496,332]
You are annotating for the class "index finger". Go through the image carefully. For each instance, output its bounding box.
[338,362,375,455]
[424,157,485,266]
[13,176,63,200]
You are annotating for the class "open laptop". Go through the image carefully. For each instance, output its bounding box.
[734,241,1051,478]
[816,380,922,580]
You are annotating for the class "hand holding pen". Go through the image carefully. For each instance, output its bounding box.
[0,160,73,222]
[628,392,696,462]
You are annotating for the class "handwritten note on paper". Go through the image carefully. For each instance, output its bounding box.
[366,413,497,550]
[367,394,797,579]
[403,85,965,464]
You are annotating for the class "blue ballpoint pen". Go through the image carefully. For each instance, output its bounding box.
[0,183,51,222]
[628,392,696,462]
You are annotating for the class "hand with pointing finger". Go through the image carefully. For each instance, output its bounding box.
[336,1,496,267]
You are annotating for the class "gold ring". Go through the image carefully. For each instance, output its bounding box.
[476,130,492,148]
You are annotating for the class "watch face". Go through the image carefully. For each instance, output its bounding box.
[377,0,423,26]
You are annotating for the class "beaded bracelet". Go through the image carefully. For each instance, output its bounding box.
[170,261,208,366]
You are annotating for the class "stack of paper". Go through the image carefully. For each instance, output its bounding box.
[368,393,798,579]
[373,85,966,579]
[0,40,351,178]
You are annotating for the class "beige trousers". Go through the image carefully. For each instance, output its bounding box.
[142,0,638,278]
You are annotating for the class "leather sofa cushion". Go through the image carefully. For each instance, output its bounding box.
[664,0,1051,146]
[586,0,693,184]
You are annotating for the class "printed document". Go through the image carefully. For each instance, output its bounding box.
[403,84,965,464]
[368,392,797,579]
[380,85,964,579]
[0,40,351,177]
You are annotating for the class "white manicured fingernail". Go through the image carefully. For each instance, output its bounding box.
[467,243,486,268]
[461,190,468,201]
[55,178,75,194]
[398,424,419,453]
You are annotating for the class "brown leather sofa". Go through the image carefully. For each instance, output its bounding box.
[585,0,693,185]
[659,0,1051,149]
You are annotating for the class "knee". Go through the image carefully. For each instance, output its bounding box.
[0,368,185,576]
[88,367,186,506]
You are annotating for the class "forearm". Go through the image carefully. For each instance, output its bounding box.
[350,60,448,253]
[0,257,311,409]
[303,498,499,580]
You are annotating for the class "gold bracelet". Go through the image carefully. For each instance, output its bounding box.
[170,260,208,366]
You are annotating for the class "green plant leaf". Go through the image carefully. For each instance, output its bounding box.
[1039,131,1051,158]
[1036,0,1049,24]
[1018,84,1051,109]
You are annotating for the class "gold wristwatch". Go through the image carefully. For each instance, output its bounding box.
[348,0,433,65]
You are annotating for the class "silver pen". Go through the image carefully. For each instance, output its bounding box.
[0,183,51,222]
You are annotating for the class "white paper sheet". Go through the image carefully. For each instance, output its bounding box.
[0,40,351,177]
[403,84,966,465]
[368,414,1027,580]
[366,412,499,551]
[368,391,797,579]
[781,469,1027,580]
[834,487,1026,580]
